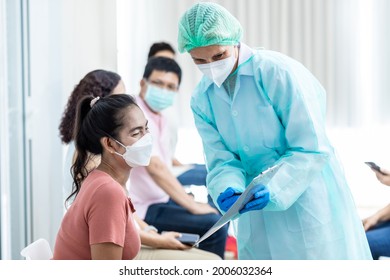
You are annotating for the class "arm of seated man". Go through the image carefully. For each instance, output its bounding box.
[146,156,217,215]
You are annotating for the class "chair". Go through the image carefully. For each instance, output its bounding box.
[20,238,53,260]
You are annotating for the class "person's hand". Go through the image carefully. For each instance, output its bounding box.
[155,231,190,250]
[362,214,380,231]
[217,187,242,212]
[374,169,390,186]
[239,184,270,214]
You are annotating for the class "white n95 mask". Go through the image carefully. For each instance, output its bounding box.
[113,133,153,167]
[197,51,236,87]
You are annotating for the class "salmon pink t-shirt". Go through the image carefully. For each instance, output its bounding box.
[53,169,140,259]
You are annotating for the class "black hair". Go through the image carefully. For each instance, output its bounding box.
[147,42,176,59]
[68,94,138,204]
[143,56,182,85]
[59,70,121,144]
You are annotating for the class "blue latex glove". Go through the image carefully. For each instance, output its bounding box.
[239,184,270,214]
[217,187,242,212]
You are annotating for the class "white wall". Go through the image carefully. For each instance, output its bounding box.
[26,0,118,252]
[60,0,118,104]
[2,0,121,259]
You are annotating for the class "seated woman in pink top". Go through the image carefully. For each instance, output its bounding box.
[53,94,151,259]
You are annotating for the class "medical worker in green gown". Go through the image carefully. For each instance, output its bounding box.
[177,2,372,259]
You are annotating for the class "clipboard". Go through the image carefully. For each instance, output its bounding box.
[193,163,283,247]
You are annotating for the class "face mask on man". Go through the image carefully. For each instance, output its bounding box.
[197,47,237,87]
[144,84,176,112]
[113,133,153,167]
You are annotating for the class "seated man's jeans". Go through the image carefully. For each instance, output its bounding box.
[177,164,207,186]
[366,220,390,259]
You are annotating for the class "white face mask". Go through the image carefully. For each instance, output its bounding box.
[197,49,237,87]
[113,133,153,167]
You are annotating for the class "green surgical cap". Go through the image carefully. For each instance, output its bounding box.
[178,2,243,53]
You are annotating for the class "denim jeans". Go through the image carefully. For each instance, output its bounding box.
[366,220,390,259]
[177,164,207,186]
[144,199,229,259]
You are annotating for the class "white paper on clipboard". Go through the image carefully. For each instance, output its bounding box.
[193,163,283,247]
